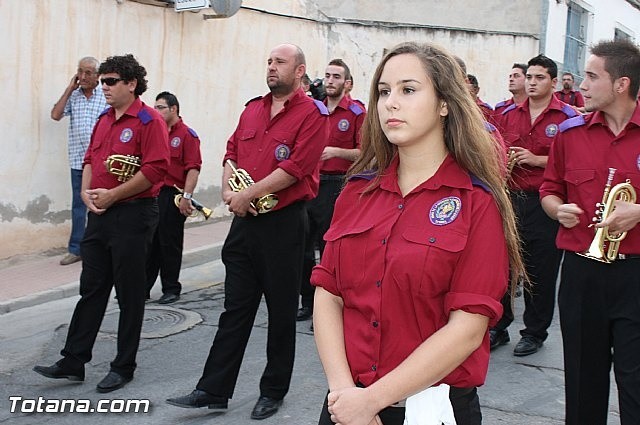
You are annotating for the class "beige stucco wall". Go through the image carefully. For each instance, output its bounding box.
[0,0,537,259]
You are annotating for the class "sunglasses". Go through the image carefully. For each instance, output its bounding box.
[101,77,125,86]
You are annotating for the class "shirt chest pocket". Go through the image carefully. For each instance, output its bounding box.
[392,226,467,295]
[325,224,375,291]
[564,169,595,188]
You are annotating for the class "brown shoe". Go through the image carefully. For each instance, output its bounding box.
[60,253,82,266]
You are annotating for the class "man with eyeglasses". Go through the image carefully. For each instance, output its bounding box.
[146,91,202,304]
[51,57,107,266]
[34,54,169,394]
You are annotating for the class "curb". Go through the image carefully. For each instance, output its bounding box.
[0,242,225,316]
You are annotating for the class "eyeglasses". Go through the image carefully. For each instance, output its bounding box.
[154,105,169,110]
[100,77,125,86]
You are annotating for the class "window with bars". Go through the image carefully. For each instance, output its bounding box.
[614,27,632,41]
[563,2,589,82]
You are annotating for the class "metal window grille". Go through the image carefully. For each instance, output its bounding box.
[563,2,588,82]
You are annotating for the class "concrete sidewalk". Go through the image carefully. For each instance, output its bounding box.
[0,218,232,315]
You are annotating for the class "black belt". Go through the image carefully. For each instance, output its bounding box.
[320,174,345,182]
[615,254,640,260]
[116,197,157,207]
[571,251,640,261]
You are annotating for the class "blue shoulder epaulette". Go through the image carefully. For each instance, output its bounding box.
[313,99,329,115]
[559,115,586,133]
[470,174,491,193]
[481,102,494,110]
[484,122,497,133]
[138,109,153,125]
[99,106,111,117]
[348,102,365,116]
[188,128,199,138]
[348,169,377,181]
[494,100,508,109]
[501,103,517,115]
[244,96,262,106]
[561,104,579,118]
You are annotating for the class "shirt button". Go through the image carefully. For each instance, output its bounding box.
[398,204,404,209]
[382,239,386,245]
[372,321,379,328]
[371,365,377,371]
[429,237,436,243]
[376,280,381,287]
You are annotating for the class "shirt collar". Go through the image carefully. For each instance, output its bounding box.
[588,101,640,129]
[375,153,473,195]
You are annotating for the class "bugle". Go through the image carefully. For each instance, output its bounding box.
[578,167,637,263]
[174,186,212,220]
[226,160,278,213]
[106,155,141,182]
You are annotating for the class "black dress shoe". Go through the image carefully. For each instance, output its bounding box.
[166,389,228,411]
[513,336,543,357]
[251,395,283,420]
[33,361,84,382]
[296,306,313,321]
[96,371,132,393]
[158,293,180,304]
[489,329,510,350]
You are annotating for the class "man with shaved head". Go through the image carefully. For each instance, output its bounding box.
[167,44,329,420]
[51,56,107,266]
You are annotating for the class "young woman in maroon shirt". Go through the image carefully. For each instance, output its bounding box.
[312,42,525,425]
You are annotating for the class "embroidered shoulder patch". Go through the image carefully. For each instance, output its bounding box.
[275,144,290,161]
[545,123,559,137]
[429,197,461,225]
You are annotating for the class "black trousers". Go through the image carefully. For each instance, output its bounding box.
[559,252,640,425]
[495,192,561,340]
[60,199,158,377]
[197,202,306,399]
[146,186,186,296]
[317,387,481,425]
[300,176,343,309]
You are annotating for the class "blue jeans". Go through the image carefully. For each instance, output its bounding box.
[68,168,87,255]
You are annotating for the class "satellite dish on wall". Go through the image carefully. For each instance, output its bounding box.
[209,0,242,17]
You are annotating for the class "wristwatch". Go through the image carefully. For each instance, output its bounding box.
[182,192,192,200]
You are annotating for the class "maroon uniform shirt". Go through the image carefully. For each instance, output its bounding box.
[501,96,578,192]
[224,88,330,210]
[321,96,366,174]
[84,98,169,200]
[165,118,202,189]
[555,89,585,108]
[312,155,508,388]
[541,104,640,254]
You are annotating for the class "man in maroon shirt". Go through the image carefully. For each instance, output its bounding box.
[494,63,528,131]
[167,44,329,420]
[297,58,365,324]
[33,55,169,393]
[146,91,202,304]
[555,71,585,112]
[490,54,578,356]
[541,39,640,425]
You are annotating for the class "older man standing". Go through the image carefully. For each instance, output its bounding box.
[51,57,107,266]
[167,43,329,420]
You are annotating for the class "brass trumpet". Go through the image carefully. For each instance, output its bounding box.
[173,186,212,220]
[506,148,517,177]
[579,167,637,263]
[226,160,278,214]
[106,154,141,182]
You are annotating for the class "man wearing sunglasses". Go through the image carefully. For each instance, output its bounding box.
[51,56,107,266]
[34,54,169,394]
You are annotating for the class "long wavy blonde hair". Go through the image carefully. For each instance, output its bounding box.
[349,42,525,289]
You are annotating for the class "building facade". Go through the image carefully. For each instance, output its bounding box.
[0,0,637,258]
